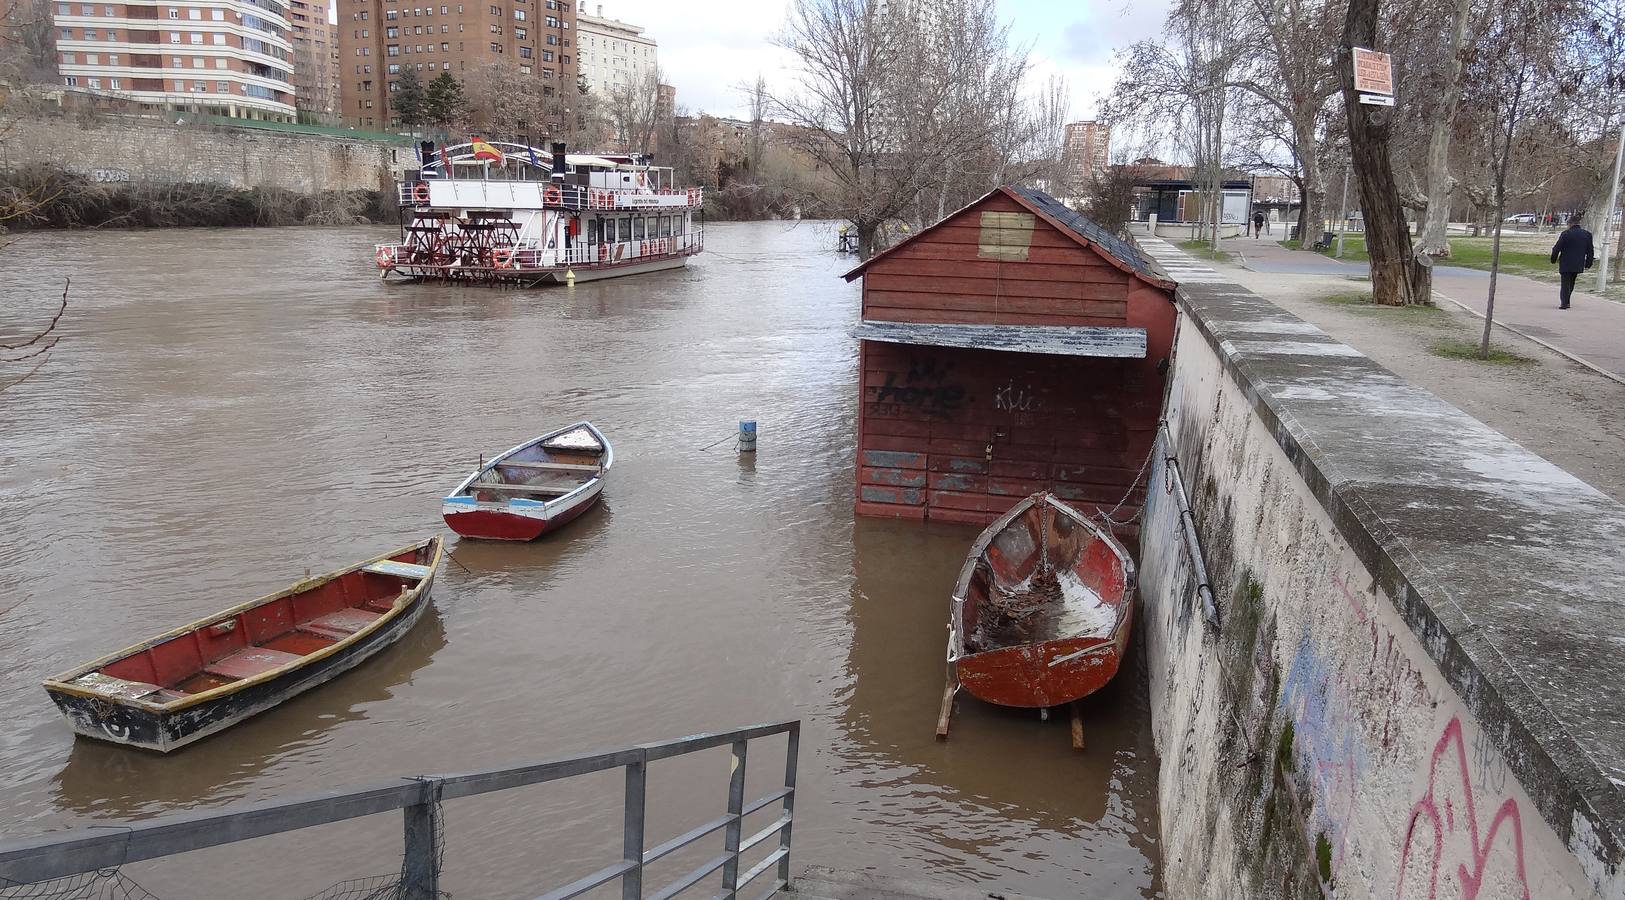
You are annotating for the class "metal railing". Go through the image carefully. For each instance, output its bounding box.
[0,720,800,900]
[396,181,703,211]
[561,232,704,267]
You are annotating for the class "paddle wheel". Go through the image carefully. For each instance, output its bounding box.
[399,211,456,269]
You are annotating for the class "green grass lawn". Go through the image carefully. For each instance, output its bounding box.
[1314,290,1445,322]
[1430,338,1535,365]
[1302,234,1624,302]
[1179,239,1234,263]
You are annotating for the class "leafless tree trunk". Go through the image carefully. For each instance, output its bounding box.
[1414,0,1474,258]
[1341,0,1431,306]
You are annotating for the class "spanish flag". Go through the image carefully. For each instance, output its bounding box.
[471,138,504,164]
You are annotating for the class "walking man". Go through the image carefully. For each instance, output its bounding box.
[1550,214,1595,309]
[1252,209,1265,240]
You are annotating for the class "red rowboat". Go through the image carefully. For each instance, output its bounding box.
[942,493,1136,732]
[44,537,443,752]
[442,422,612,541]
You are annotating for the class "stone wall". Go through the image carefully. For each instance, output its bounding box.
[0,114,408,193]
[1135,241,1624,899]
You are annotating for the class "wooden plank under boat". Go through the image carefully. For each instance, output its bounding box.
[947,492,1136,713]
[43,537,444,753]
[441,422,612,541]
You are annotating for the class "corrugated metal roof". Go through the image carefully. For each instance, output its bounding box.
[853,321,1147,358]
[1007,186,1165,284]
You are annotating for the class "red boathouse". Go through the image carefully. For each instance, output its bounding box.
[845,186,1178,526]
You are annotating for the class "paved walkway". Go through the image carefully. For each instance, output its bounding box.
[1217,236,1625,383]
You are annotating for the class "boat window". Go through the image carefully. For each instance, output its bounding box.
[604,218,617,242]
[620,217,631,240]
[659,216,672,237]
[633,217,646,240]
[588,218,601,245]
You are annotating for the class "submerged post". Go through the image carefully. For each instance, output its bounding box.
[401,778,441,900]
[738,421,757,454]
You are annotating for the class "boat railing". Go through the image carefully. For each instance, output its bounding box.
[0,720,801,900]
[562,230,705,267]
[396,180,704,210]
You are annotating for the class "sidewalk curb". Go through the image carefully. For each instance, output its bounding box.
[1431,289,1625,388]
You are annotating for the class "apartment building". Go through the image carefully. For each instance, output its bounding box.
[336,0,575,130]
[574,3,654,98]
[53,0,296,120]
[287,0,338,119]
[1062,120,1110,185]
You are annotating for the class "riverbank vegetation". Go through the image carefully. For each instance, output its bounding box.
[0,164,391,230]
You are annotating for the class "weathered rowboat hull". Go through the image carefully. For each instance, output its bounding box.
[949,493,1136,709]
[44,538,443,752]
[442,422,612,541]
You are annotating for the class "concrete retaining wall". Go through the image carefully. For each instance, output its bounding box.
[0,115,407,192]
[1137,259,1625,898]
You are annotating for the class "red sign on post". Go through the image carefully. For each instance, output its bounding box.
[1353,47,1394,96]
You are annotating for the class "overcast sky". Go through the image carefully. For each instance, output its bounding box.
[582,0,1173,122]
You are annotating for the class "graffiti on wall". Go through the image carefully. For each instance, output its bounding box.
[1396,717,1532,900]
[869,358,966,419]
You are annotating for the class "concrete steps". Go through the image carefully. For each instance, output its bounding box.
[779,866,1057,900]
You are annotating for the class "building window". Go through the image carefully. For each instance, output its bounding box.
[386,44,397,55]
[212,33,224,44]
[440,23,446,31]
[487,3,497,12]
[489,41,500,52]
[87,76,103,88]
[488,23,498,33]
[191,56,202,66]
[384,9,395,17]
[512,7,523,18]
[513,25,524,38]
[172,56,182,65]
[187,7,199,18]
[107,53,116,64]
[542,49,551,61]
[216,80,228,92]
[170,31,180,41]
[189,32,202,43]
[441,60,448,69]
[518,45,529,58]
[411,23,419,32]
[518,63,528,73]
[192,79,204,91]
[386,26,397,36]
[544,14,556,26]
[362,28,369,36]
[545,34,555,44]
[216,57,227,67]
[440,40,447,50]
[387,62,399,73]
[79,3,91,12]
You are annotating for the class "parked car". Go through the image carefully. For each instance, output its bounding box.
[1503,213,1538,225]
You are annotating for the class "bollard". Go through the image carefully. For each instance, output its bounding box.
[565,268,576,285]
[738,420,757,453]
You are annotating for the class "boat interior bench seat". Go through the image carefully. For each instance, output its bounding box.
[297,607,384,641]
[472,482,576,496]
[203,647,304,681]
[494,460,600,473]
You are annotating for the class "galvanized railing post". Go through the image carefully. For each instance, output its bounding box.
[402,777,441,900]
[622,754,647,900]
[777,724,799,887]
[719,740,748,898]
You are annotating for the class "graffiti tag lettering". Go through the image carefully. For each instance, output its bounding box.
[873,358,966,419]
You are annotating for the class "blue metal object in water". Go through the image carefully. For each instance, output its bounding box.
[739,420,757,453]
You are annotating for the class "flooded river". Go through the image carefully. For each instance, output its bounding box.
[0,223,1160,898]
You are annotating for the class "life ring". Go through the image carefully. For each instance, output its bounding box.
[411,182,430,204]
[492,247,517,269]
[543,185,562,205]
[375,245,397,268]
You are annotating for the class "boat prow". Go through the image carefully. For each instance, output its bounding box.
[442,422,612,541]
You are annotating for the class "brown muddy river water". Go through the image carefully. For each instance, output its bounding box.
[0,223,1160,898]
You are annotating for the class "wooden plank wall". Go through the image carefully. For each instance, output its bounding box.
[854,190,1177,526]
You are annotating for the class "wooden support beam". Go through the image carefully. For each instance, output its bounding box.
[935,681,955,740]
[1070,701,1086,752]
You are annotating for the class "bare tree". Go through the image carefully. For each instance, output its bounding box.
[1407,0,1475,257]
[463,59,547,141]
[746,74,769,171]
[1341,0,1431,305]
[607,66,663,155]
[767,0,1018,257]
[1469,0,1571,356]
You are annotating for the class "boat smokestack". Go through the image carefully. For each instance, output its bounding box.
[550,142,568,183]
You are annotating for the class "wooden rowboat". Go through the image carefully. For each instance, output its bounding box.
[442,422,612,541]
[939,493,1136,741]
[44,537,443,752]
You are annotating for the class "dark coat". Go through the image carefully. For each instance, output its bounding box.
[1551,227,1595,273]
